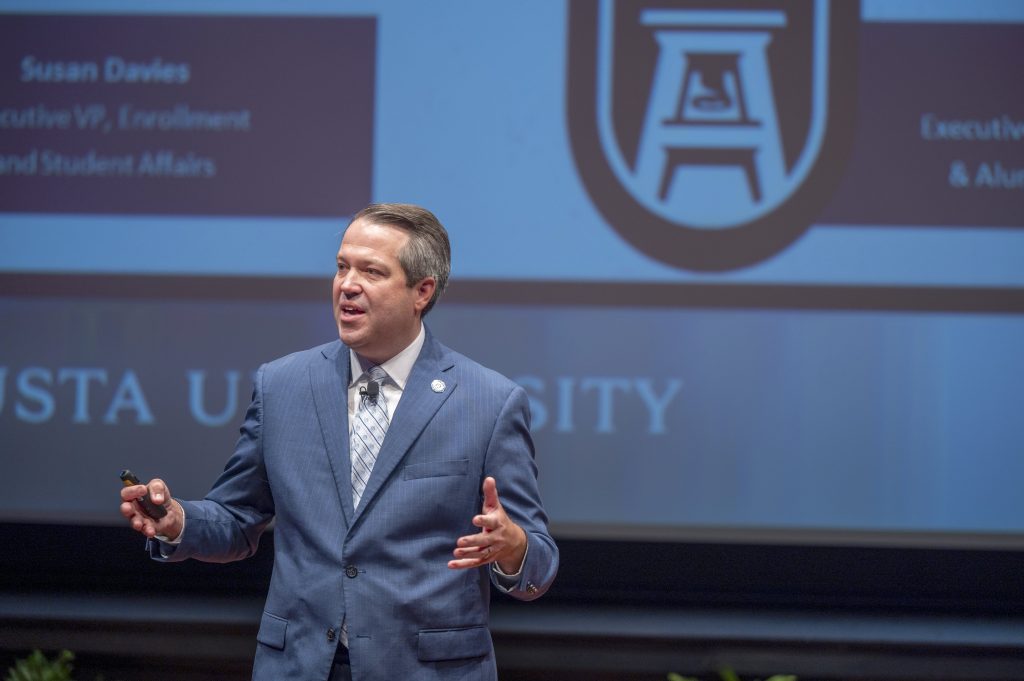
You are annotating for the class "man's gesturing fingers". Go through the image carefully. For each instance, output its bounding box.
[448,477,527,571]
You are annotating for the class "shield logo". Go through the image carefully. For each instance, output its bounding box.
[567,0,859,271]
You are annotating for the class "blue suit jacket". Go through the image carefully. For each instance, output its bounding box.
[153,330,558,680]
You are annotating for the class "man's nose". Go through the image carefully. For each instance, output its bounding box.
[338,270,362,294]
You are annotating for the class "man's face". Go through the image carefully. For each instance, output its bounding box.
[333,218,435,364]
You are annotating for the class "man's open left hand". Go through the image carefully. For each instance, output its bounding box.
[449,476,526,574]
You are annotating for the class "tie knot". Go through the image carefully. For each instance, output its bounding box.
[367,365,388,384]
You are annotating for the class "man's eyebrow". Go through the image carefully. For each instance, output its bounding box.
[338,253,390,267]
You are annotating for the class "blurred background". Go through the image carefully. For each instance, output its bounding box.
[1,1,1022,679]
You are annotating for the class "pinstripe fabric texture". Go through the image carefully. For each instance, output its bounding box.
[350,365,389,509]
[159,333,558,680]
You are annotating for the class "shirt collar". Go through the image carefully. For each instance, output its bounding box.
[348,324,426,391]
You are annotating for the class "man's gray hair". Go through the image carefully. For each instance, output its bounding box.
[350,203,451,316]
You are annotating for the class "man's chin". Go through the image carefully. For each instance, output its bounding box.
[337,324,363,348]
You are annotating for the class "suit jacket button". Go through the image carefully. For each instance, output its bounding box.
[526,582,538,595]
[345,565,359,578]
[327,628,336,642]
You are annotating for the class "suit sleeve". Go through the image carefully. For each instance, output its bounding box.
[149,365,275,563]
[484,384,559,600]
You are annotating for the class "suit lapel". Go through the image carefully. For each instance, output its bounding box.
[310,341,355,527]
[351,331,457,524]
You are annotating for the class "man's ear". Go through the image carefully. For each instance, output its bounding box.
[412,276,436,313]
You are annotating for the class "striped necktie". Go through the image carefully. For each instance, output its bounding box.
[350,365,389,509]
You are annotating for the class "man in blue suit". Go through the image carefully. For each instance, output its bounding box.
[120,203,559,680]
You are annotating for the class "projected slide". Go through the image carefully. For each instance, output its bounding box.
[1,0,1022,548]
[0,14,374,216]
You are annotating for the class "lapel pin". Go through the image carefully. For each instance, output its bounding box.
[430,379,446,393]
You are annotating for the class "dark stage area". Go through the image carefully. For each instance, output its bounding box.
[2,525,1022,680]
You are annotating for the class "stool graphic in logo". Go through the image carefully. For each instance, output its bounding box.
[636,11,786,222]
[568,1,858,271]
